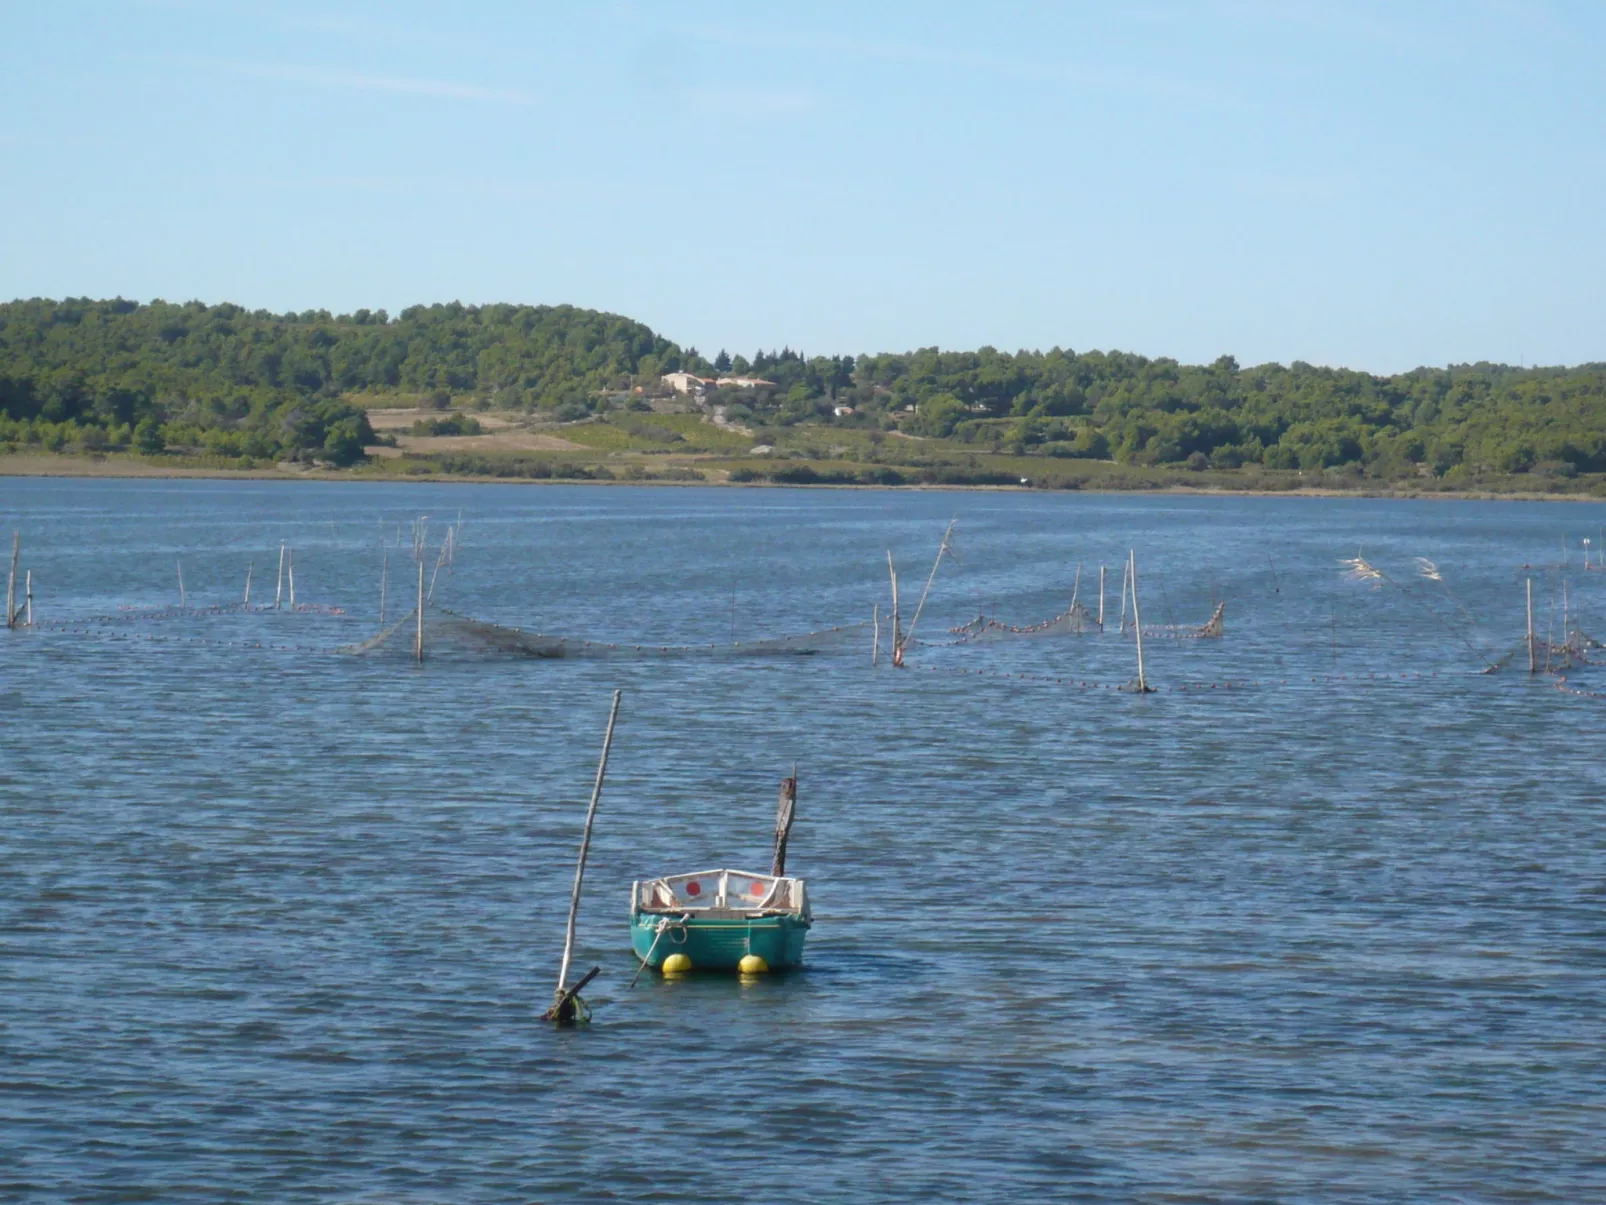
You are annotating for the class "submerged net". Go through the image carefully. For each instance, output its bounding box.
[336,606,870,660]
[1141,602,1227,640]
[946,600,1100,644]
[942,601,1226,645]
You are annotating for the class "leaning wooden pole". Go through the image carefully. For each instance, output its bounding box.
[1130,550,1153,692]
[287,548,296,609]
[177,560,186,609]
[903,519,955,651]
[24,569,33,627]
[1526,577,1536,674]
[1098,565,1106,629]
[275,542,285,610]
[243,560,253,606]
[872,602,880,666]
[5,531,17,629]
[548,689,623,1023]
[379,545,388,626]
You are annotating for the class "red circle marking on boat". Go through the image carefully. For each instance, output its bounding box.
[685,881,701,896]
[750,881,766,896]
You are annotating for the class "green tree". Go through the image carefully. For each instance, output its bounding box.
[134,417,165,455]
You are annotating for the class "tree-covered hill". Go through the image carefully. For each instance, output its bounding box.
[3,295,1605,487]
[0,298,681,463]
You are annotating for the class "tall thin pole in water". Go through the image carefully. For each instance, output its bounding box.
[177,560,186,609]
[415,557,425,662]
[275,542,285,610]
[1526,577,1536,674]
[379,545,388,626]
[872,602,880,666]
[1098,565,1106,629]
[887,551,903,667]
[1118,555,1130,634]
[1070,562,1082,615]
[550,689,623,1021]
[1130,550,1152,692]
[5,531,17,629]
[243,561,253,606]
[287,549,296,609]
[24,569,32,627]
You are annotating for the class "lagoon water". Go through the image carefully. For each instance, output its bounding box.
[3,479,1604,1202]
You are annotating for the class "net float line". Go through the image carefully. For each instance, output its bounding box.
[908,663,1443,693]
[19,623,334,654]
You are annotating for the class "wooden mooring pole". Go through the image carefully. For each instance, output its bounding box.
[275,542,285,610]
[1526,577,1536,674]
[244,560,253,606]
[177,560,186,609]
[1130,550,1153,692]
[548,689,623,1023]
[1098,565,1106,629]
[772,766,798,877]
[872,602,880,666]
[414,557,425,662]
[5,532,17,629]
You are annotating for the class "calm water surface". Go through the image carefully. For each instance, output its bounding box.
[3,479,1604,1202]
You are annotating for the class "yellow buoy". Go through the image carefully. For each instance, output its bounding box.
[661,953,693,974]
[737,954,769,975]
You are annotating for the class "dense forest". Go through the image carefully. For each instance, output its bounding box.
[2,296,1604,484]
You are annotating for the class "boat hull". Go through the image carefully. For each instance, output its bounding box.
[631,911,810,971]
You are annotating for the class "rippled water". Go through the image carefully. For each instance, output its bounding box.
[4,479,1605,1202]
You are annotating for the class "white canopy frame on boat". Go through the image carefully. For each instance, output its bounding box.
[633,868,808,915]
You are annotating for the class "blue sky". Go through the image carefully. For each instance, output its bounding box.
[2,1,1602,372]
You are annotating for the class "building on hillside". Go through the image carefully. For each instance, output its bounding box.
[833,405,855,417]
[661,372,708,395]
[714,376,776,390]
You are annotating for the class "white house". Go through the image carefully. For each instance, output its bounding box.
[661,372,707,395]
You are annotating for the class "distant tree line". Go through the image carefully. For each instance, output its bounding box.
[4,296,1604,481]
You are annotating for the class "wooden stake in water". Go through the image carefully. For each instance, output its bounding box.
[287,549,296,609]
[772,766,798,877]
[1098,565,1106,629]
[5,531,17,629]
[887,550,904,667]
[1526,577,1536,674]
[872,602,880,666]
[379,545,388,626]
[1070,562,1082,616]
[1118,555,1130,634]
[275,542,285,610]
[903,519,955,654]
[548,689,623,1023]
[244,560,253,606]
[415,557,425,663]
[1129,550,1153,692]
[177,560,186,609]
[25,569,32,627]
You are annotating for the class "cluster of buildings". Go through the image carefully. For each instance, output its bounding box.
[660,372,777,396]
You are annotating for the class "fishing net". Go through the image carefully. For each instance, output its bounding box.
[942,601,1225,645]
[336,607,871,660]
[1141,603,1227,640]
[946,600,1100,644]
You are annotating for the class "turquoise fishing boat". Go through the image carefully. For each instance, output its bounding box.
[630,868,811,971]
[630,771,810,974]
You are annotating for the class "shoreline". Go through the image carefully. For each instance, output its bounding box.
[3,454,1601,503]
